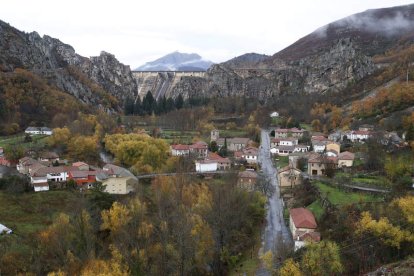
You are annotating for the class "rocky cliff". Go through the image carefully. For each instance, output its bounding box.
[171,38,374,99]
[168,4,414,100]
[0,20,138,110]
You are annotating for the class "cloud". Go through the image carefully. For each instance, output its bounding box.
[336,10,414,36]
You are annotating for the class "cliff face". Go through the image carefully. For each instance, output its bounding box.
[0,21,137,110]
[170,4,414,100]
[171,38,374,99]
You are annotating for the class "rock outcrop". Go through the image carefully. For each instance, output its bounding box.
[170,38,374,100]
[0,20,138,110]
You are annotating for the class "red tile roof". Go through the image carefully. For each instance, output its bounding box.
[33,166,79,177]
[72,161,89,167]
[171,144,191,150]
[290,208,317,229]
[190,141,208,149]
[338,151,355,160]
[208,152,231,163]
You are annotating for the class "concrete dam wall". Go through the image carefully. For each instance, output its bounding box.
[132,71,206,100]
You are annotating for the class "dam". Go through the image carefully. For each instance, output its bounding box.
[132,71,206,100]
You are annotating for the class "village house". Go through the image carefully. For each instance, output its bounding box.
[195,159,218,172]
[190,141,209,158]
[278,166,302,188]
[17,157,41,174]
[72,161,90,171]
[345,130,372,142]
[30,166,79,190]
[100,164,138,194]
[68,170,99,188]
[274,127,305,138]
[25,127,53,136]
[289,208,320,251]
[171,144,190,156]
[326,142,340,155]
[312,141,327,153]
[102,176,137,195]
[38,151,59,163]
[238,170,258,191]
[294,145,309,153]
[307,154,337,176]
[338,151,355,167]
[216,137,251,152]
[207,152,231,170]
[241,147,259,164]
[170,141,208,158]
[271,145,295,156]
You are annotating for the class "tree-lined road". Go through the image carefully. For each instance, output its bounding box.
[257,129,292,275]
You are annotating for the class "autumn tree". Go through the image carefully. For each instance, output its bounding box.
[301,241,343,275]
[279,258,302,276]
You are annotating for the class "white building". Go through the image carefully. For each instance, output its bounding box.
[0,223,12,234]
[280,138,298,146]
[170,144,190,156]
[270,111,279,118]
[346,130,371,142]
[313,142,326,153]
[25,127,53,136]
[195,160,218,172]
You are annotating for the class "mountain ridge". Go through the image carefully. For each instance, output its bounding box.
[135,51,214,71]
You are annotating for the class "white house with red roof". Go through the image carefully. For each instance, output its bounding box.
[207,152,231,170]
[190,141,208,158]
[195,159,218,172]
[171,141,208,158]
[289,208,320,250]
[171,144,191,156]
[241,147,259,164]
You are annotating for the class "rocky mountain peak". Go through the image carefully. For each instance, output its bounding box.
[136,51,214,71]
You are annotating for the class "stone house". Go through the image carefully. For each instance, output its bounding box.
[278,166,302,188]
[338,151,355,167]
[216,137,250,152]
[238,170,258,191]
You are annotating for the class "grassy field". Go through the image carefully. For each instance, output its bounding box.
[307,200,324,220]
[314,181,382,206]
[0,190,82,236]
[0,133,49,150]
[161,130,200,144]
[218,129,249,138]
[275,156,289,168]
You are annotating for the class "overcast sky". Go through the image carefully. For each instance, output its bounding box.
[1,0,413,68]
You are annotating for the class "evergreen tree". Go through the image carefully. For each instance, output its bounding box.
[142,91,155,115]
[124,96,134,115]
[219,137,228,157]
[175,94,184,110]
[133,96,143,116]
[166,97,175,112]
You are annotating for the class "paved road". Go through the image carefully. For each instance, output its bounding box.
[256,130,292,275]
